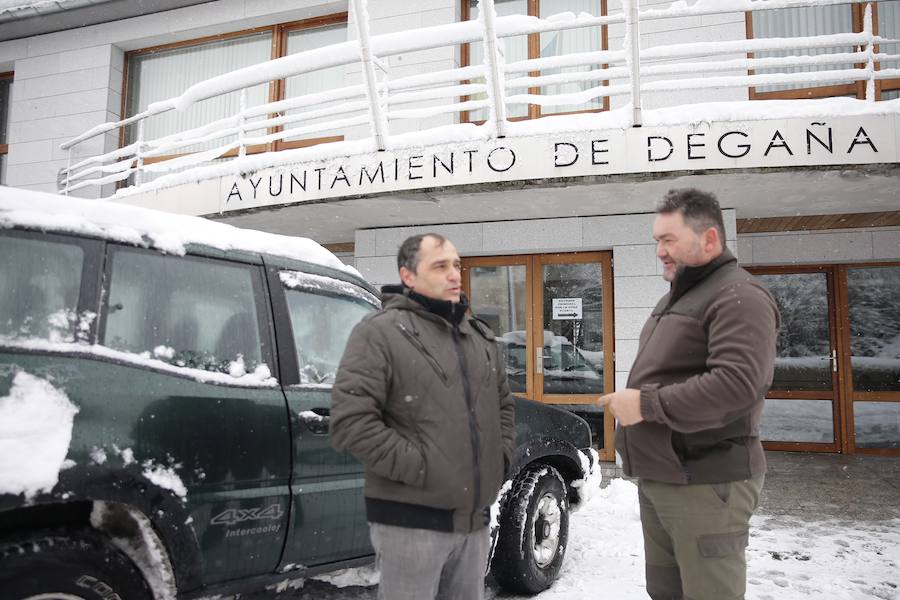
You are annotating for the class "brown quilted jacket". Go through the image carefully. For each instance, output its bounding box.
[330,287,516,532]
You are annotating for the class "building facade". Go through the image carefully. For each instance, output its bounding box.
[1,0,899,461]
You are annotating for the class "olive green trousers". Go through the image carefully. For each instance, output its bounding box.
[638,475,764,600]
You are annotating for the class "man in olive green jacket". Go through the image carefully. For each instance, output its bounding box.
[599,189,780,600]
[330,233,516,600]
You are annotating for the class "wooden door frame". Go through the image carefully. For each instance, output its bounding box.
[836,261,900,457]
[533,252,615,406]
[461,255,535,399]
[750,261,900,456]
[462,251,616,461]
[748,264,844,453]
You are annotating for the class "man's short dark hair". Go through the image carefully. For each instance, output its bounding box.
[657,188,727,250]
[397,233,447,273]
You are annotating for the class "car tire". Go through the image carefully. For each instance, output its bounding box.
[0,529,154,600]
[491,464,570,594]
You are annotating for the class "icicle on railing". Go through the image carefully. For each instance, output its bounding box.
[134,120,145,188]
[64,147,72,196]
[479,0,508,138]
[352,0,389,150]
[863,3,875,102]
[626,0,642,127]
[237,89,247,159]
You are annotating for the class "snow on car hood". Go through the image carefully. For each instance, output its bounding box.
[0,370,79,500]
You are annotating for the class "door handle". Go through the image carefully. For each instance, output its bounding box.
[536,347,543,374]
[298,408,330,435]
[820,350,838,373]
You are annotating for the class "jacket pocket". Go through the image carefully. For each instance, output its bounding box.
[396,322,449,384]
[697,529,749,558]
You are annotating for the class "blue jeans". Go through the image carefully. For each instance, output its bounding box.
[369,522,489,600]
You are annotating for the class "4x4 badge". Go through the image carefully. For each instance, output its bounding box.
[210,504,284,527]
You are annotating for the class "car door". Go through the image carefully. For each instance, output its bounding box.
[96,245,291,584]
[266,262,378,569]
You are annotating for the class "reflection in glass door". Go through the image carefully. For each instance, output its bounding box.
[467,258,529,396]
[754,262,900,456]
[753,268,841,451]
[463,253,615,460]
[845,265,900,451]
[539,259,607,398]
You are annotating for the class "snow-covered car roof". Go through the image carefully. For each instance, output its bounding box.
[0,186,360,279]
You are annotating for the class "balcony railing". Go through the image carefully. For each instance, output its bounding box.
[59,0,899,197]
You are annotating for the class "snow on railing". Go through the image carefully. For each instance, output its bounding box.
[59,0,899,197]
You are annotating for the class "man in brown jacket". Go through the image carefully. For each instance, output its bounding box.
[599,189,779,600]
[330,233,516,600]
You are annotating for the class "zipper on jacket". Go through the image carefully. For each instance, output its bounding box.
[396,321,449,384]
[453,324,481,529]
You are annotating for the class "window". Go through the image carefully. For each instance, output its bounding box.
[748,2,900,100]
[103,248,267,376]
[280,270,377,385]
[462,0,608,122]
[876,1,900,100]
[125,32,273,154]
[0,72,12,185]
[280,22,352,147]
[0,232,85,343]
[122,14,351,167]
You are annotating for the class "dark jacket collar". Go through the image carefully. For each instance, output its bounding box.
[381,284,469,327]
[668,248,737,306]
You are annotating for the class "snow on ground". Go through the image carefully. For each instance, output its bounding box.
[489,479,900,600]
[281,478,900,600]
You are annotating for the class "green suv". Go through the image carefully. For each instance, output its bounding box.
[0,187,595,599]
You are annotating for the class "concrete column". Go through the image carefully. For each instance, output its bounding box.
[7,44,123,197]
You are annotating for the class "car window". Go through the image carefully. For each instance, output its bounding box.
[280,270,377,385]
[0,233,84,342]
[103,248,265,375]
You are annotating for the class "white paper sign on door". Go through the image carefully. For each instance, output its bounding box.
[552,298,582,320]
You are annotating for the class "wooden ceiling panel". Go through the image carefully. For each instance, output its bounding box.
[737,211,900,234]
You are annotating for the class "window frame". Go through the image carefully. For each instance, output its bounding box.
[745,1,900,101]
[99,243,276,382]
[459,0,609,124]
[120,13,349,168]
[0,71,13,184]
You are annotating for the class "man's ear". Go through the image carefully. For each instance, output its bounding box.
[704,227,721,254]
[399,266,415,288]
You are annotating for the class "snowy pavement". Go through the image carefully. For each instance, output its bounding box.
[248,477,900,600]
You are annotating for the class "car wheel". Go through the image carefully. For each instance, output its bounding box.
[491,464,569,594]
[0,529,154,600]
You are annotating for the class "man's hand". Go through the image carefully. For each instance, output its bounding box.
[597,389,644,426]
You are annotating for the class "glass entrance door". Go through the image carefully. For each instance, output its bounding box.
[463,252,615,460]
[752,267,842,451]
[466,257,529,396]
[844,264,900,452]
[537,255,612,402]
[752,262,900,455]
